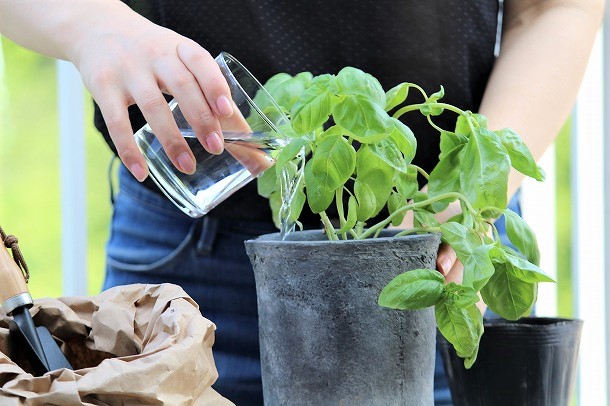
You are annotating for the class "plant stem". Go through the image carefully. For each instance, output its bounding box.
[410,83,429,99]
[356,221,365,237]
[413,165,430,179]
[395,227,441,237]
[319,211,338,240]
[359,192,476,239]
[335,189,348,240]
[393,102,469,120]
[433,102,468,117]
[392,104,424,118]
[426,115,446,134]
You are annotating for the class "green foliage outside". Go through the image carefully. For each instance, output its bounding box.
[0,37,112,298]
[555,119,573,318]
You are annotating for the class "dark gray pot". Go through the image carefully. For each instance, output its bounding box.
[245,230,441,406]
[438,317,583,406]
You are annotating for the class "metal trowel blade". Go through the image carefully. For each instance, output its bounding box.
[35,326,73,371]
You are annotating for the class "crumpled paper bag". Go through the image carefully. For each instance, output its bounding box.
[0,283,234,406]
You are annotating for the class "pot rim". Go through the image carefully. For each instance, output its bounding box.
[245,229,441,246]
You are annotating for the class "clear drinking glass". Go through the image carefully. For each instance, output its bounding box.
[134,52,291,217]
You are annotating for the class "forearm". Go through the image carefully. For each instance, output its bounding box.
[479,0,604,198]
[0,0,140,61]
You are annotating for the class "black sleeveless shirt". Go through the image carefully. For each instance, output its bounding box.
[94,0,501,225]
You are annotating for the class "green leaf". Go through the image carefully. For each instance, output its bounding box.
[310,135,356,192]
[428,144,465,206]
[319,125,345,139]
[443,282,480,308]
[480,207,504,220]
[263,72,313,111]
[440,222,485,264]
[498,246,555,283]
[435,298,482,360]
[269,191,282,229]
[454,114,473,136]
[336,67,386,107]
[387,192,406,227]
[506,258,555,284]
[275,137,308,177]
[420,86,445,116]
[334,95,392,142]
[389,118,417,163]
[354,180,377,221]
[503,208,541,266]
[462,244,495,291]
[472,113,489,129]
[257,164,278,198]
[262,73,293,92]
[497,128,545,181]
[460,127,510,210]
[420,104,444,116]
[481,263,537,320]
[446,200,476,230]
[304,160,334,213]
[396,165,419,200]
[369,137,407,173]
[428,86,445,102]
[439,130,468,160]
[289,186,307,222]
[356,146,395,216]
[413,209,439,228]
[256,73,291,114]
[338,195,358,234]
[385,82,410,111]
[291,74,338,135]
[378,269,445,310]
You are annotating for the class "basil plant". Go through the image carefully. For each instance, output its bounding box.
[256,67,553,367]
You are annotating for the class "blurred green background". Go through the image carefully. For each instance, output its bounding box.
[0,38,573,316]
[0,38,112,297]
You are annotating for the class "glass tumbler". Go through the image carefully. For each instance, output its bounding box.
[134,52,291,217]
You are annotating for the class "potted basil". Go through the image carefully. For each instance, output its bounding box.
[244,67,552,405]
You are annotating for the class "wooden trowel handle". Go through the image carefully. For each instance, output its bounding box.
[0,244,31,310]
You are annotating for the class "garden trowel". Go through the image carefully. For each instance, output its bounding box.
[0,243,72,375]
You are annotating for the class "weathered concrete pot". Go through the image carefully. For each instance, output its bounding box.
[245,230,441,406]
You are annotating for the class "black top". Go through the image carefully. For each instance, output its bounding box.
[94,0,500,225]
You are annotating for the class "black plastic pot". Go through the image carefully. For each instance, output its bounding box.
[438,317,583,406]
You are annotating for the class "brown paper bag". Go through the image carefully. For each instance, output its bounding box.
[0,283,234,406]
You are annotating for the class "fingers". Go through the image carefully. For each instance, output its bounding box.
[96,91,149,181]
[436,243,458,277]
[176,40,233,154]
[84,31,235,176]
[444,257,464,285]
[129,82,197,174]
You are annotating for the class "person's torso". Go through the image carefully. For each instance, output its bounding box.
[95,0,501,225]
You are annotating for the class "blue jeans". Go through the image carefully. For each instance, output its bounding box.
[103,165,276,405]
[103,164,521,405]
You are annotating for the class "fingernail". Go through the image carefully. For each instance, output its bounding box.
[177,152,196,174]
[130,163,147,182]
[440,258,452,275]
[216,95,233,117]
[206,131,224,155]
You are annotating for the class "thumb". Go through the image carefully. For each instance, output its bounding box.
[436,243,458,276]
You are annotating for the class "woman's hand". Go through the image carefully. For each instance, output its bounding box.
[1,0,234,181]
